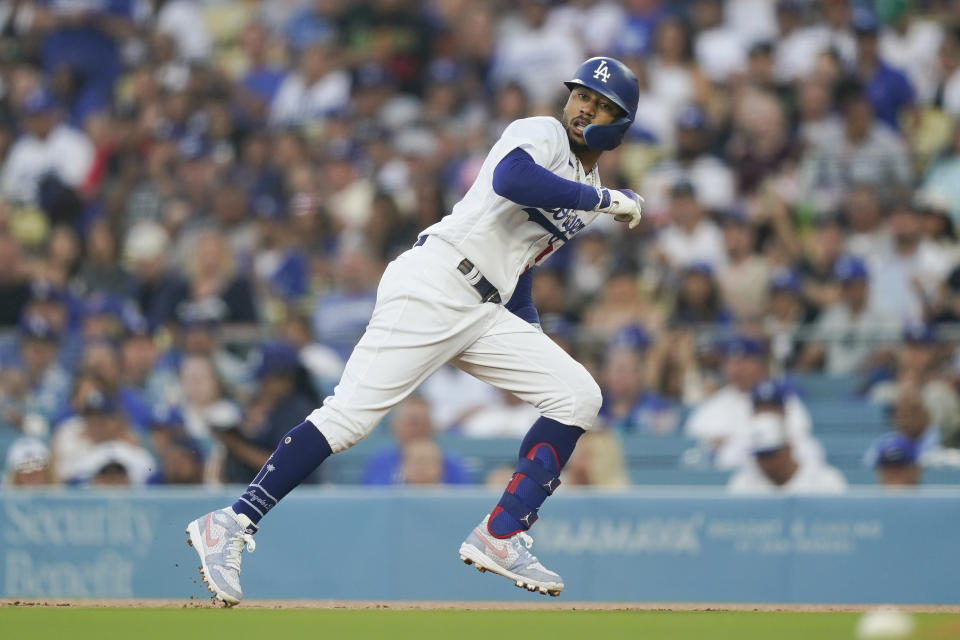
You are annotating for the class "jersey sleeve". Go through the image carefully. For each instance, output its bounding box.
[497,117,568,173]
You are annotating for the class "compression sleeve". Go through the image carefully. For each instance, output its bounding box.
[505,268,540,325]
[492,148,601,212]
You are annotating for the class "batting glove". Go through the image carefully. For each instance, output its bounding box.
[594,187,644,229]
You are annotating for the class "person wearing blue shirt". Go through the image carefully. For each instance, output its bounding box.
[853,11,914,130]
[362,395,472,485]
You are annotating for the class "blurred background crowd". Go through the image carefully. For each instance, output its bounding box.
[2,0,960,493]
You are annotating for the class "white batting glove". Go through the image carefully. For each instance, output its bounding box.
[594,187,644,229]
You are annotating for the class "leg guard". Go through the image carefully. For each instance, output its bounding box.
[488,417,584,538]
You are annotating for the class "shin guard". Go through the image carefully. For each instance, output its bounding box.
[487,417,584,538]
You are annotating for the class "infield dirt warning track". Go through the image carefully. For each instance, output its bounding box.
[2,599,959,612]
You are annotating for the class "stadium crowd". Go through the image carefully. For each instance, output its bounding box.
[2,0,960,492]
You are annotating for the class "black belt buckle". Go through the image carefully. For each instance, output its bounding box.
[457,258,500,304]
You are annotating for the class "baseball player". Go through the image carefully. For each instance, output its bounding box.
[186,57,641,605]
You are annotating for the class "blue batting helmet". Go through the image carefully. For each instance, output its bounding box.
[563,57,639,151]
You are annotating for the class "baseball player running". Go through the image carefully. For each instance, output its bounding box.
[186,57,641,605]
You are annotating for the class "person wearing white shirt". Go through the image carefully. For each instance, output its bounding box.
[727,408,847,495]
[0,89,94,205]
[692,0,747,82]
[655,180,726,272]
[269,42,351,126]
[685,340,824,470]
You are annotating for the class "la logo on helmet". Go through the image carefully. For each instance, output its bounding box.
[592,59,610,83]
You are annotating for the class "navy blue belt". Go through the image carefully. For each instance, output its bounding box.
[414,235,502,304]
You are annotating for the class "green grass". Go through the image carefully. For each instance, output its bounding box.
[1,608,957,640]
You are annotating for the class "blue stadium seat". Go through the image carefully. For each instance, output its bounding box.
[806,400,889,434]
[792,373,862,401]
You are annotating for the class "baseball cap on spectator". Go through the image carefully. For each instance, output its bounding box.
[769,268,802,294]
[252,339,300,380]
[752,379,787,408]
[72,441,156,486]
[833,255,868,283]
[179,135,210,162]
[20,314,59,341]
[670,179,697,199]
[5,437,51,475]
[176,301,222,330]
[675,104,707,131]
[748,412,789,456]
[426,58,462,85]
[124,222,169,264]
[724,335,767,359]
[684,261,714,277]
[611,324,652,351]
[21,88,58,116]
[84,292,123,320]
[77,388,116,415]
[29,281,68,305]
[873,433,918,468]
[852,9,879,36]
[720,206,750,226]
[902,324,936,346]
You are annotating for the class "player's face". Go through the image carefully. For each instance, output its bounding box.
[562,87,620,149]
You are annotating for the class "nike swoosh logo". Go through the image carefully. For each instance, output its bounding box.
[475,528,510,559]
[204,513,222,547]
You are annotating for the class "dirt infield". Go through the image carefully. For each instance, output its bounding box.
[2,599,958,613]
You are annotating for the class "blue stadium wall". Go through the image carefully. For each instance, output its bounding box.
[1,487,957,604]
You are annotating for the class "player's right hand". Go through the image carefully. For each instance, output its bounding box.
[594,187,643,229]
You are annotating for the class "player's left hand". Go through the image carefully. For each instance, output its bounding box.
[595,188,643,229]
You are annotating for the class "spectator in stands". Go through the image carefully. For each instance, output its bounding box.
[0,234,32,327]
[269,41,351,126]
[76,219,135,298]
[726,406,847,494]
[0,89,94,208]
[362,395,471,485]
[865,385,942,469]
[72,441,157,487]
[218,340,316,484]
[311,242,380,363]
[873,432,921,487]
[489,0,584,110]
[563,430,630,488]
[717,209,770,322]
[798,212,845,313]
[644,107,736,216]
[3,437,55,487]
[654,180,726,273]
[799,255,898,375]
[800,81,911,212]
[669,263,732,327]
[851,10,915,132]
[868,325,960,441]
[598,328,678,435]
[686,344,822,470]
[765,269,817,370]
[692,0,747,83]
[167,230,259,327]
[51,374,152,484]
[867,200,953,326]
[0,315,71,436]
[398,439,446,486]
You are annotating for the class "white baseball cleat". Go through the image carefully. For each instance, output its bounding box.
[458,515,564,596]
[186,507,256,606]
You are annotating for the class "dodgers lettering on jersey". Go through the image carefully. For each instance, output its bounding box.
[420,117,600,303]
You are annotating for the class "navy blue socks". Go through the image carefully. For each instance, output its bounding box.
[232,421,332,528]
[488,417,585,538]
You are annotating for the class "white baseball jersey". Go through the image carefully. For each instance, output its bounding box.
[305,116,605,452]
[421,116,600,302]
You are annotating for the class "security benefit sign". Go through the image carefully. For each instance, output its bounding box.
[1,493,157,598]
